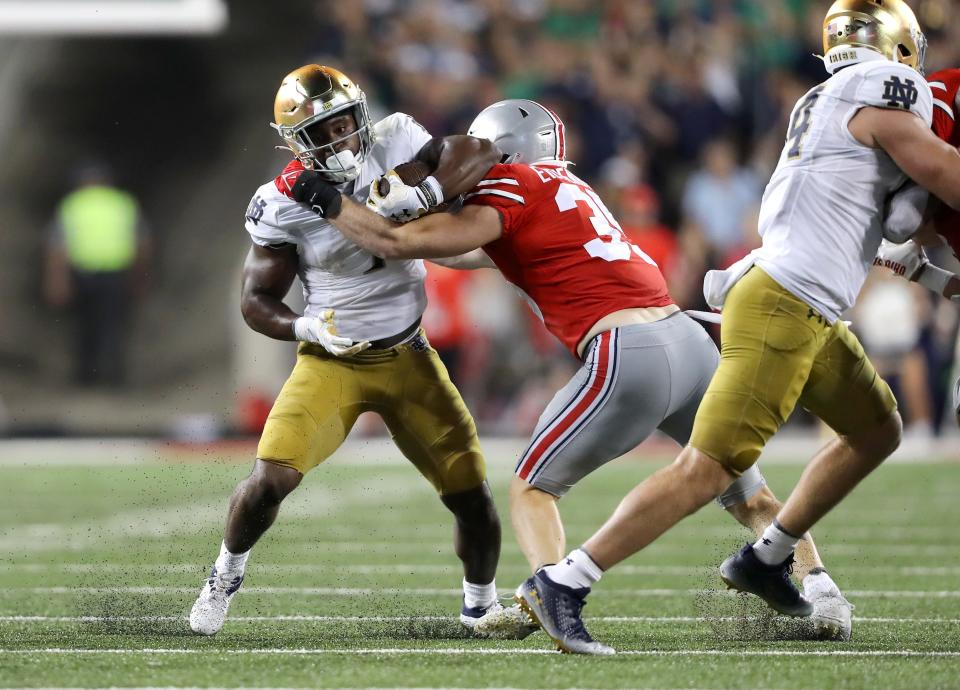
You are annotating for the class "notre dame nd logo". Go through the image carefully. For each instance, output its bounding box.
[882,76,919,109]
[246,195,267,225]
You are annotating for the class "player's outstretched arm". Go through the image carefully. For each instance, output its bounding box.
[335,199,503,260]
[416,135,501,201]
[429,249,497,270]
[850,107,960,210]
[291,169,504,259]
[240,243,300,340]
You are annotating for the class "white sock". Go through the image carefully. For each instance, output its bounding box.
[543,548,603,590]
[752,521,800,566]
[803,568,839,599]
[214,540,250,575]
[463,578,497,610]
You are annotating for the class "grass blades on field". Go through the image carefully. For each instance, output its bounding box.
[1,451,959,689]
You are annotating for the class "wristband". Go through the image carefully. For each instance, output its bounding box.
[416,175,444,208]
[916,263,953,295]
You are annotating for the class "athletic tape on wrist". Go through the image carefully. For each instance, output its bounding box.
[417,176,443,208]
[917,263,953,295]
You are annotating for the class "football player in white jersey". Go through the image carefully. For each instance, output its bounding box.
[189,65,529,638]
[455,0,960,649]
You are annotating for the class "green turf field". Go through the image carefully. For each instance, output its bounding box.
[1,446,959,689]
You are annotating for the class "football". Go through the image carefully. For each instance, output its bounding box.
[378,160,451,213]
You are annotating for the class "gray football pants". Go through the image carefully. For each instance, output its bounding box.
[515,312,765,505]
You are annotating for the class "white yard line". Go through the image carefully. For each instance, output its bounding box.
[1,615,957,624]
[3,562,960,576]
[5,586,960,597]
[2,435,957,466]
[2,647,959,657]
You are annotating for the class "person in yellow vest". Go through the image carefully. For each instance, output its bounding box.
[43,162,151,386]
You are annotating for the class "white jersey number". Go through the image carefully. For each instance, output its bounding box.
[786,85,825,159]
[554,182,657,266]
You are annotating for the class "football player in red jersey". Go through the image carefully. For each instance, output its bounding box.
[288,99,853,652]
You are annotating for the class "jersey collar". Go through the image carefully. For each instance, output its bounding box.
[821,46,893,75]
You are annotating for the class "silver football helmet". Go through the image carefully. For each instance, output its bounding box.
[468,99,567,165]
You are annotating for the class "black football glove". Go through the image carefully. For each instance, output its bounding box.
[291,170,343,219]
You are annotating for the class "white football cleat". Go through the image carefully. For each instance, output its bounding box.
[189,566,244,636]
[469,601,540,640]
[809,592,853,641]
[460,600,539,639]
[803,573,853,641]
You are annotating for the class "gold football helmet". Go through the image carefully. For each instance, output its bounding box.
[270,65,375,183]
[822,0,926,73]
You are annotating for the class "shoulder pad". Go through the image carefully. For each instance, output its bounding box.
[857,63,932,125]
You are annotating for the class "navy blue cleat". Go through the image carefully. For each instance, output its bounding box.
[720,543,813,617]
[514,571,614,655]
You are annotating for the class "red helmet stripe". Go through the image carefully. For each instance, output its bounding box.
[544,106,565,160]
[535,102,565,161]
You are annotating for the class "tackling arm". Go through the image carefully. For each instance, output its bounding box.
[332,200,504,260]
[429,249,497,270]
[416,135,501,201]
[240,243,300,340]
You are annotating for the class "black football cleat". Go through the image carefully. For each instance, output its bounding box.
[720,543,813,617]
[514,571,614,655]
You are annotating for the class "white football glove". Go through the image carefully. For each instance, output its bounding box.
[873,239,927,280]
[882,182,928,243]
[293,309,371,357]
[366,169,441,223]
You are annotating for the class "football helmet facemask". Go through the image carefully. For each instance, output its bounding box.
[271,65,375,183]
[822,0,926,75]
[468,99,567,166]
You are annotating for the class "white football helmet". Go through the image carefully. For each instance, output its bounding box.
[468,99,567,165]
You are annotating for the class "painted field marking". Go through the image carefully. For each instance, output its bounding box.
[1,615,958,624]
[3,647,960,658]
[4,563,960,577]
[7,586,960,598]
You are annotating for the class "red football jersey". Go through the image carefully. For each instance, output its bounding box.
[464,163,674,356]
[927,69,960,258]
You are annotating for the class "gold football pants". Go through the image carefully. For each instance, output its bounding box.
[257,332,486,495]
[690,267,897,473]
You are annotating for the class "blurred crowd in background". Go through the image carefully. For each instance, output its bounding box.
[299,0,960,437]
[20,0,960,439]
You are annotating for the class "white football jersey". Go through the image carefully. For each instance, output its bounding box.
[244,113,431,342]
[753,56,932,322]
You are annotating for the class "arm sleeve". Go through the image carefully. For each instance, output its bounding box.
[463,164,527,234]
[928,70,959,142]
[857,63,933,126]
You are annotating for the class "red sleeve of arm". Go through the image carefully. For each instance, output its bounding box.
[928,70,958,142]
[463,164,527,234]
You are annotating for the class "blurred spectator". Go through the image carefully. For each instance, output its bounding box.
[43,161,151,387]
[855,274,935,439]
[681,138,761,257]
